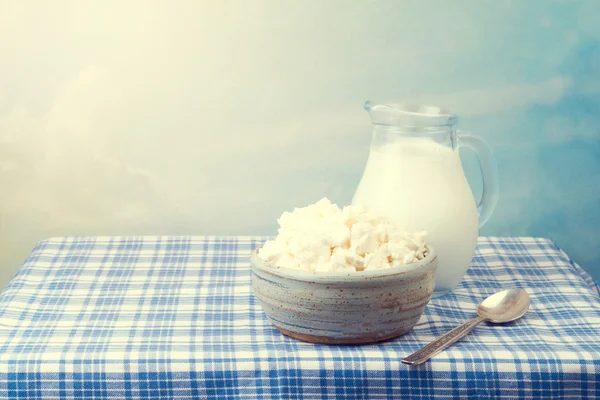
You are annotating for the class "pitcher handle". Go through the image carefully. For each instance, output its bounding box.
[457,131,499,228]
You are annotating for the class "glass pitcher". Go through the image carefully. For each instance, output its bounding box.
[352,101,498,297]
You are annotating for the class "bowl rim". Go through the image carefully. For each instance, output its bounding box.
[251,244,437,283]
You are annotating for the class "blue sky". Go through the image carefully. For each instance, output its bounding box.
[0,0,599,284]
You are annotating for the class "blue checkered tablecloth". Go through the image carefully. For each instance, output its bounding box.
[0,236,599,399]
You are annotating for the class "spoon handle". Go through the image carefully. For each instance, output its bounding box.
[402,316,487,365]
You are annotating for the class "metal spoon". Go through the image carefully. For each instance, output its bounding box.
[402,288,530,365]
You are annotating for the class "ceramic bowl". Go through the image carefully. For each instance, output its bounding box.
[251,246,437,344]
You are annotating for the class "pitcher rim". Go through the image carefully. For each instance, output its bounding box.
[364,100,458,127]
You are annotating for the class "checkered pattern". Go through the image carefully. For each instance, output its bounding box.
[0,236,599,399]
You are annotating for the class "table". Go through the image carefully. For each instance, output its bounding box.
[1,236,599,399]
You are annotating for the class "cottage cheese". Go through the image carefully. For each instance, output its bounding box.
[258,198,427,272]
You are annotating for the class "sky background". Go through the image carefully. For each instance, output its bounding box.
[1,0,599,286]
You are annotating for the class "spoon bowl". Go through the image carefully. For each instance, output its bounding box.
[477,288,530,323]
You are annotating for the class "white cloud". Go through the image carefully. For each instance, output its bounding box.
[0,66,171,281]
[0,60,371,285]
[407,76,571,116]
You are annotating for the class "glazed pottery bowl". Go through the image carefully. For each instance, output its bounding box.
[251,246,437,344]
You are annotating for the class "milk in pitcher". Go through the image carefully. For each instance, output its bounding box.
[353,138,479,295]
[353,101,498,296]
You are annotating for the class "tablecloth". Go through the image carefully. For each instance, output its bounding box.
[0,236,599,399]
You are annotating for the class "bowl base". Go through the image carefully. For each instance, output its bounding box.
[274,325,411,345]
